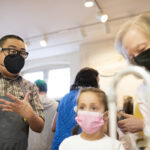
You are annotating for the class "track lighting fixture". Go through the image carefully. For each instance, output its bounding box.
[96,11,108,23]
[84,0,94,8]
[40,37,48,47]
[25,41,30,49]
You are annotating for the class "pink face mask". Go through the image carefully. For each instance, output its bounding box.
[75,110,104,134]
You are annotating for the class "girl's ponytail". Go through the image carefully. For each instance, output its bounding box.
[72,124,80,135]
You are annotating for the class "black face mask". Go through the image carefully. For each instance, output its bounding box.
[134,48,150,71]
[4,54,25,74]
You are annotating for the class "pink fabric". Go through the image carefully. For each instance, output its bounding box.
[75,111,104,134]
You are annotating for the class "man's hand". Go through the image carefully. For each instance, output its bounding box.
[0,92,34,119]
[0,92,44,132]
[118,112,144,133]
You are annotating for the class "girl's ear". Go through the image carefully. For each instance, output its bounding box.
[103,111,109,135]
[74,106,77,112]
[103,111,109,121]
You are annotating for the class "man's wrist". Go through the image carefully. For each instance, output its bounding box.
[26,110,35,122]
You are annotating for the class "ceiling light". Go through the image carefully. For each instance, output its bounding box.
[96,12,108,23]
[25,41,30,49]
[84,0,94,8]
[100,14,108,23]
[79,28,87,38]
[40,38,48,47]
[103,23,110,34]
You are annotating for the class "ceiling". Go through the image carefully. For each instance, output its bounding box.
[1,0,150,61]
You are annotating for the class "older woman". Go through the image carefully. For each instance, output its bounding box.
[115,13,150,150]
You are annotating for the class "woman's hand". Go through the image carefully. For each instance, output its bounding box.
[118,112,144,133]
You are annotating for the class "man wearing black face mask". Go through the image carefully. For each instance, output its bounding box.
[115,13,150,150]
[0,35,44,150]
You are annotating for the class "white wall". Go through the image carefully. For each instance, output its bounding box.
[22,50,81,85]
[23,38,143,107]
[80,39,142,107]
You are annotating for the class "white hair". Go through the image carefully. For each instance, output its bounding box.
[115,13,150,64]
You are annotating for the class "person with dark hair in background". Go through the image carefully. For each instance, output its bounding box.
[51,67,99,150]
[28,79,58,150]
[0,35,44,150]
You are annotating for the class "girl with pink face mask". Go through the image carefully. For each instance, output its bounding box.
[59,87,125,150]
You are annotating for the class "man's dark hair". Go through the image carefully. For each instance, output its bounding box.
[34,79,47,93]
[0,35,24,47]
[70,67,99,91]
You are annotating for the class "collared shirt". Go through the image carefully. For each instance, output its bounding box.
[0,74,44,119]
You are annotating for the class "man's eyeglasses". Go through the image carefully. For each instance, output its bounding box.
[1,48,29,59]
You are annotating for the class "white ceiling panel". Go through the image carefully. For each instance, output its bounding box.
[0,0,150,60]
